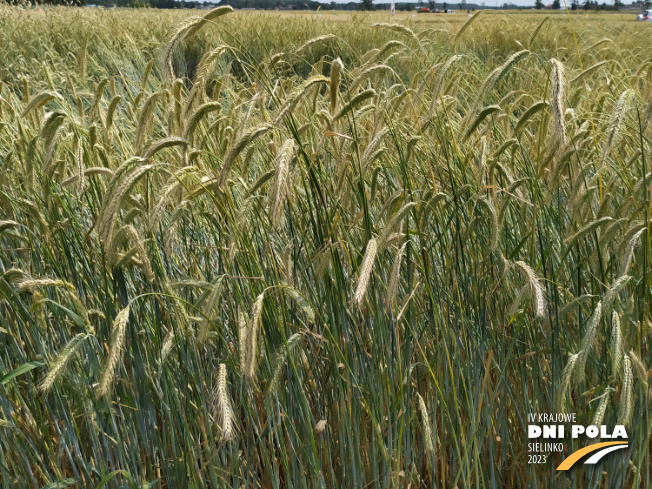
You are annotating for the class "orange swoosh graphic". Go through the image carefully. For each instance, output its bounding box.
[556,441,628,471]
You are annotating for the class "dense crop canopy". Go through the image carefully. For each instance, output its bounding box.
[0,6,651,488]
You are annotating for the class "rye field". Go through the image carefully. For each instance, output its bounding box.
[0,5,651,488]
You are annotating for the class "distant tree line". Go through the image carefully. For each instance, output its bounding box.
[0,0,203,7]
[535,0,628,8]
[215,0,355,9]
[12,0,636,11]
[215,0,422,9]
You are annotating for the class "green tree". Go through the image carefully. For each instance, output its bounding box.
[571,0,577,8]
[361,0,373,9]
[535,0,544,8]
[552,0,560,7]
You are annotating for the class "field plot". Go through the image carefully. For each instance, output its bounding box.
[0,6,652,488]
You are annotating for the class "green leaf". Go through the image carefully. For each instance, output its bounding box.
[0,361,44,385]
[40,479,77,489]
[41,298,86,328]
[95,470,129,489]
